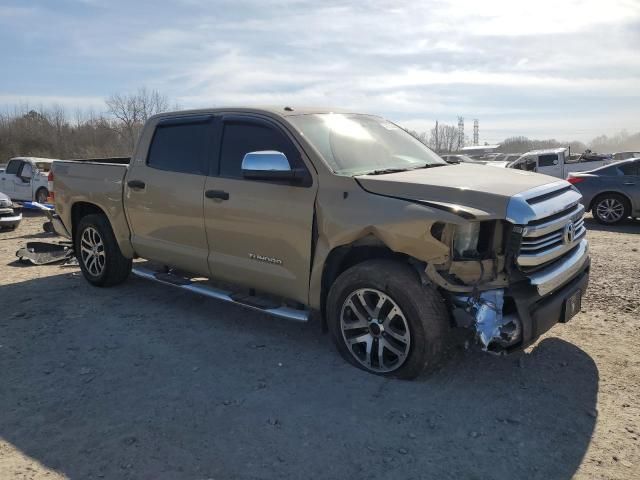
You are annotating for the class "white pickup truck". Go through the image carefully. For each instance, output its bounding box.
[506,148,613,179]
[0,157,54,202]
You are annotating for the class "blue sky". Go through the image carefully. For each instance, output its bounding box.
[1,0,639,143]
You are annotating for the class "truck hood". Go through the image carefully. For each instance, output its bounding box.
[356,164,562,219]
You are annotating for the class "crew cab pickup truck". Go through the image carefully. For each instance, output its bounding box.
[51,108,590,378]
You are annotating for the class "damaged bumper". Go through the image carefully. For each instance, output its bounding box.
[450,256,590,353]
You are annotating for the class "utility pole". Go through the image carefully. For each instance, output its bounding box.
[457,116,464,150]
[473,119,479,146]
[434,120,439,152]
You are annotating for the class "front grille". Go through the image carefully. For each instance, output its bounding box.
[515,187,586,271]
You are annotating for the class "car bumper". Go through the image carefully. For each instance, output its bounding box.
[0,211,22,228]
[507,256,590,349]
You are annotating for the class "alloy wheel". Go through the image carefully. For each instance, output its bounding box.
[340,288,411,373]
[596,198,625,223]
[80,226,106,277]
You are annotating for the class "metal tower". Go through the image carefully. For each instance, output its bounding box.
[473,119,479,146]
[457,117,464,150]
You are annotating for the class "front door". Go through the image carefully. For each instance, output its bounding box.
[203,115,317,304]
[124,116,213,276]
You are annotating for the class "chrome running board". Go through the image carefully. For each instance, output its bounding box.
[131,266,310,322]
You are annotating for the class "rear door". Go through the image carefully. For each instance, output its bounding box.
[203,115,317,304]
[619,160,640,215]
[124,115,213,276]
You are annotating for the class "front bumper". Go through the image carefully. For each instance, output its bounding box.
[507,255,590,349]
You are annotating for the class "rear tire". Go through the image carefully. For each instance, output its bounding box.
[592,193,629,225]
[75,214,131,287]
[35,187,49,204]
[327,259,449,379]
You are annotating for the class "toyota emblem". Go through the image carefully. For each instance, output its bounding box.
[563,222,575,244]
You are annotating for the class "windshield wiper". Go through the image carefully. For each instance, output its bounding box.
[365,168,412,175]
[411,163,448,170]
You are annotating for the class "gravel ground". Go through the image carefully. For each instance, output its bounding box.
[0,211,638,480]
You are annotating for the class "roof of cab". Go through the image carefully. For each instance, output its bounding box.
[150,106,373,121]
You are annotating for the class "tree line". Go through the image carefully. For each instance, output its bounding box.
[1,92,639,162]
[0,88,170,162]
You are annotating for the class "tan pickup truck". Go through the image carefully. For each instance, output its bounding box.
[51,107,590,378]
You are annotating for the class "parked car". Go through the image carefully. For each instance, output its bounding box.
[612,151,640,161]
[51,107,590,378]
[0,157,55,203]
[507,148,613,178]
[0,191,22,230]
[568,158,640,225]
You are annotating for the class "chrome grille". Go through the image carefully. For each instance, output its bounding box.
[507,183,587,270]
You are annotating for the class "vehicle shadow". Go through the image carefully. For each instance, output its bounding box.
[584,215,640,234]
[0,273,598,480]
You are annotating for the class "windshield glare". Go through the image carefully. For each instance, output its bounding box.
[288,113,446,175]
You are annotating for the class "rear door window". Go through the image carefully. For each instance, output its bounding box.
[619,161,639,176]
[147,118,210,174]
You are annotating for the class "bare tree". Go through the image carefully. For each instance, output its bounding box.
[105,87,170,149]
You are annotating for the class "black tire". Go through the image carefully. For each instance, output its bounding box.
[327,259,449,379]
[592,193,630,225]
[75,214,131,287]
[35,187,49,204]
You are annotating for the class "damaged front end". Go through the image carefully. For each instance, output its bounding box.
[451,289,522,353]
[424,220,525,353]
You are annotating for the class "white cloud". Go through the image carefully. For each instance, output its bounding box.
[0,0,639,142]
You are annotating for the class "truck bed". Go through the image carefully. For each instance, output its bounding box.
[52,159,132,255]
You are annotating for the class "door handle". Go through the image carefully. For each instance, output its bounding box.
[623,182,635,185]
[205,190,229,200]
[127,180,146,189]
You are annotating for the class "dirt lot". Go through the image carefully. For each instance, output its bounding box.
[1,212,638,480]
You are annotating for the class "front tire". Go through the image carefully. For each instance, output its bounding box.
[327,259,449,379]
[75,214,132,287]
[593,193,629,225]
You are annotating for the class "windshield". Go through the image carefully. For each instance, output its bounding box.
[288,113,447,175]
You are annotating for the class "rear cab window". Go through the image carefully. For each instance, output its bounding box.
[538,154,558,167]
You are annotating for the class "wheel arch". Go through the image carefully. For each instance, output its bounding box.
[69,200,135,258]
[35,186,49,202]
[318,235,418,329]
[588,190,632,211]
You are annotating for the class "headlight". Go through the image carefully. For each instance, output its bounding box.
[453,222,481,258]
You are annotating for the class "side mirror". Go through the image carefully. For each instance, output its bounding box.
[242,151,300,182]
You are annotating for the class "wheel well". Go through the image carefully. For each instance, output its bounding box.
[319,240,410,328]
[35,186,49,201]
[589,191,631,211]
[71,202,106,240]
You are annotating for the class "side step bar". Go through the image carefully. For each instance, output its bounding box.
[131,266,310,322]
